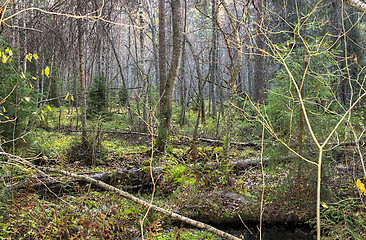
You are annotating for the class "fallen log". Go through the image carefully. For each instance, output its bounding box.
[205,158,269,169]
[197,137,258,148]
[23,166,163,193]
[37,165,241,240]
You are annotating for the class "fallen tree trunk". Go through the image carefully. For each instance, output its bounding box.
[18,158,265,193]
[205,158,269,169]
[21,167,163,193]
[36,166,241,240]
[197,137,258,148]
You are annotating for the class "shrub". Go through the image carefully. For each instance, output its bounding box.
[87,74,107,118]
[0,45,36,148]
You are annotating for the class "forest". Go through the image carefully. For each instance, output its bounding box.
[0,0,366,239]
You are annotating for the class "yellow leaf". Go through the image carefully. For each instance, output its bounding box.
[41,70,44,75]
[47,105,52,111]
[32,76,37,80]
[2,106,5,112]
[321,202,328,209]
[4,115,9,119]
[29,83,33,88]
[2,55,9,63]
[8,49,13,56]
[33,53,38,59]
[65,93,69,100]
[20,72,26,79]
[9,59,11,63]
[5,48,9,53]
[21,136,27,143]
[356,179,365,195]
[71,95,74,101]
[41,110,44,114]
[41,114,45,121]
[45,66,50,78]
[26,53,32,62]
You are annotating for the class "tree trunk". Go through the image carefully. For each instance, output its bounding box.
[158,0,167,99]
[185,36,207,143]
[253,0,264,103]
[179,0,187,127]
[139,2,149,132]
[222,1,242,158]
[77,0,87,144]
[155,0,183,152]
[209,0,218,119]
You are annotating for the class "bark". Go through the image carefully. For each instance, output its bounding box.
[179,0,187,127]
[77,0,87,144]
[336,0,366,13]
[158,0,167,98]
[253,0,264,103]
[179,40,187,127]
[27,167,163,193]
[221,1,242,157]
[37,166,241,240]
[146,1,160,87]
[139,2,149,132]
[195,137,258,148]
[209,0,218,118]
[155,0,183,151]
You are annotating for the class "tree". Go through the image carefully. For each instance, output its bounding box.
[139,1,149,132]
[209,0,218,119]
[253,0,264,103]
[155,0,182,151]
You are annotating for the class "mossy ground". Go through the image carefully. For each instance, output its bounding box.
[1,107,365,239]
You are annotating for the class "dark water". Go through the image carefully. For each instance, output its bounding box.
[219,222,315,240]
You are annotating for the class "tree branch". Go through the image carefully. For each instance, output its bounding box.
[336,0,366,13]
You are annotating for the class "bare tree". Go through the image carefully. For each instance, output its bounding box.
[155,0,182,151]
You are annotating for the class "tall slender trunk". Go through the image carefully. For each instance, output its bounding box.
[222,1,242,157]
[139,2,149,132]
[146,1,159,88]
[209,0,218,119]
[158,0,167,99]
[77,0,87,144]
[253,0,264,103]
[155,0,182,151]
[179,0,187,127]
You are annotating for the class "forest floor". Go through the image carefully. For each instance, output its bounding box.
[1,112,366,239]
